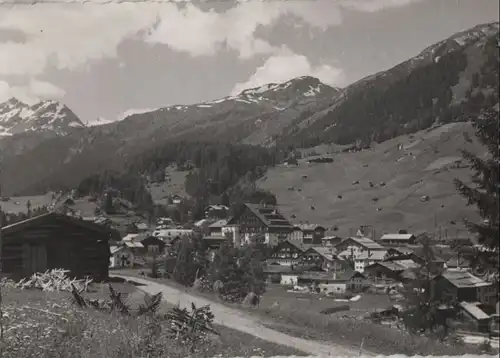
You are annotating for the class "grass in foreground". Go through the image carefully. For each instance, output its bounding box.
[0,283,305,358]
[120,271,498,356]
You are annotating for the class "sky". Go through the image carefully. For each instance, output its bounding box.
[0,0,498,124]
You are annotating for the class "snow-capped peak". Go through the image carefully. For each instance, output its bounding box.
[0,98,85,137]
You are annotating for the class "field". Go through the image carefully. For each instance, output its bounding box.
[257,285,392,318]
[0,279,306,358]
[117,270,493,356]
[147,167,190,205]
[258,122,485,238]
[0,193,54,214]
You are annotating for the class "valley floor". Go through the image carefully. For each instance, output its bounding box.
[112,271,494,357]
[111,273,362,357]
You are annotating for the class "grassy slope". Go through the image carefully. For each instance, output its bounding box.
[117,271,493,356]
[147,167,190,205]
[258,122,485,238]
[1,281,305,358]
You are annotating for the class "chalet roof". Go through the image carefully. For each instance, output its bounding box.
[124,241,144,248]
[232,203,292,229]
[440,271,491,288]
[387,247,414,255]
[282,239,313,253]
[194,219,210,227]
[209,219,228,228]
[263,264,312,274]
[337,237,385,250]
[1,212,118,237]
[153,229,193,237]
[298,270,363,282]
[355,250,387,261]
[202,235,228,241]
[369,261,406,272]
[134,222,149,230]
[294,224,326,231]
[459,302,490,321]
[110,245,126,255]
[307,246,337,260]
[446,257,471,268]
[390,259,420,269]
[322,236,343,241]
[123,233,140,241]
[205,205,229,211]
[379,234,415,241]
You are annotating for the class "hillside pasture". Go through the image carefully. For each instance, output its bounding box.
[147,168,190,205]
[258,122,484,238]
[0,192,54,214]
[1,280,306,358]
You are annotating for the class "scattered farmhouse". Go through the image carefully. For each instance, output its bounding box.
[204,205,229,219]
[434,270,498,307]
[290,223,326,245]
[377,233,417,246]
[268,239,311,266]
[140,235,166,254]
[297,271,365,294]
[354,250,387,273]
[109,245,135,268]
[321,235,343,247]
[263,264,313,285]
[1,212,119,280]
[152,228,193,240]
[365,261,411,283]
[226,203,293,247]
[335,237,386,259]
[459,301,493,333]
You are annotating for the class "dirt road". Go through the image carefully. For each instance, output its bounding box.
[111,274,368,357]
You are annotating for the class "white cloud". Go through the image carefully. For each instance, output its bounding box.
[0,3,162,76]
[0,79,66,104]
[0,0,427,78]
[145,0,426,59]
[231,53,346,95]
[118,107,156,121]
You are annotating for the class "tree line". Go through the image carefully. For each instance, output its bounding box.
[156,234,267,303]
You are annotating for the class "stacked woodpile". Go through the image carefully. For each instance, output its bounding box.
[15,268,93,292]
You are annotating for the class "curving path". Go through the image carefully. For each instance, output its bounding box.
[111,274,371,357]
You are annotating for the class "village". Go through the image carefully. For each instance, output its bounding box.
[1,190,498,348]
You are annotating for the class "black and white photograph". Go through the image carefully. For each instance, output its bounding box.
[0,0,498,356]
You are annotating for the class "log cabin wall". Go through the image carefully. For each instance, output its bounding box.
[2,215,111,281]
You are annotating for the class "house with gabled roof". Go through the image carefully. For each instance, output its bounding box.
[335,237,386,260]
[1,212,119,280]
[354,250,387,273]
[377,233,417,246]
[434,270,498,307]
[290,223,326,245]
[268,239,311,266]
[226,203,293,247]
[297,271,366,294]
[303,246,352,273]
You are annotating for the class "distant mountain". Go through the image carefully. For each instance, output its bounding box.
[0,98,84,137]
[0,22,497,197]
[277,22,499,148]
[0,76,339,195]
[0,98,85,163]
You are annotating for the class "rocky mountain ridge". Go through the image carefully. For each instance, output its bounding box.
[0,22,498,197]
[0,98,84,137]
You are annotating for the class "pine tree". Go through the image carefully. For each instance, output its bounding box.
[402,236,457,338]
[238,245,267,297]
[454,108,499,272]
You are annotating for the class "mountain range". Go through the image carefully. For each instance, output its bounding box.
[0,21,498,198]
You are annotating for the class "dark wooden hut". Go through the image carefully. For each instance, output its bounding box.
[1,212,120,281]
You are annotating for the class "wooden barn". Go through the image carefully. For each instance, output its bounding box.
[1,212,120,281]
